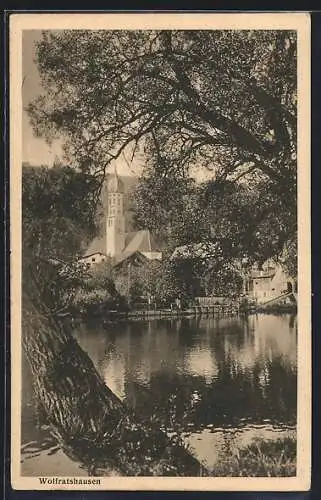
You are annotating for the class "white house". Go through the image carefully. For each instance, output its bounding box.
[244,260,295,304]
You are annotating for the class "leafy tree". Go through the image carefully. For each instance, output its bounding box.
[22,164,101,317]
[113,260,167,308]
[134,172,296,271]
[27,29,297,276]
[84,257,114,288]
[22,164,99,262]
[132,169,200,249]
[198,178,296,266]
[202,261,243,297]
[280,236,297,279]
[167,242,243,300]
[28,30,296,200]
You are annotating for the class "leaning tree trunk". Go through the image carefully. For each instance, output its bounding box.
[22,265,205,476]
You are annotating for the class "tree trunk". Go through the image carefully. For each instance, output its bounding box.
[22,265,205,476]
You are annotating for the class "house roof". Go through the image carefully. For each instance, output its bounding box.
[249,270,275,279]
[114,250,149,267]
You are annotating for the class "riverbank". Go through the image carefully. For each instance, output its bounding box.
[113,304,239,319]
[62,303,297,324]
[255,303,297,314]
[211,437,296,477]
[64,293,297,322]
[64,304,241,322]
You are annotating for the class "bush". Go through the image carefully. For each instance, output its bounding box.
[71,286,128,317]
[212,437,296,477]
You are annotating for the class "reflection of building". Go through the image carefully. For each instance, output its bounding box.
[243,261,296,304]
[78,168,162,269]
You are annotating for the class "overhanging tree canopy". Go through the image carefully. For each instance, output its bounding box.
[28,29,297,199]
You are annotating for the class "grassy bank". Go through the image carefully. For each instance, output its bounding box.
[211,437,296,477]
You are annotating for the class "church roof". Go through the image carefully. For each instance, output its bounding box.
[123,230,152,253]
[106,171,125,193]
[83,235,106,258]
[82,229,159,260]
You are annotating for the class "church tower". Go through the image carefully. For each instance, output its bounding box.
[105,167,125,257]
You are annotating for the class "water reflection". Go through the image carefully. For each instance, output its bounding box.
[21,313,297,476]
[74,314,297,430]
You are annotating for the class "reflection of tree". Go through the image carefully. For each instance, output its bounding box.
[136,354,296,432]
[74,315,297,433]
[23,283,204,475]
[289,314,296,330]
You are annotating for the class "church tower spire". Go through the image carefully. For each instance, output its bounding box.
[105,166,125,257]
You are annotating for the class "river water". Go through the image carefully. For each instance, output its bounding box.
[21,313,297,476]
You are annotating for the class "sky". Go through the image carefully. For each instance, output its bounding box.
[22,31,63,167]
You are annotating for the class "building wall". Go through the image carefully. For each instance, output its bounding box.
[247,266,292,303]
[99,175,138,233]
[106,191,125,257]
[250,277,273,302]
[79,253,107,267]
[270,267,291,294]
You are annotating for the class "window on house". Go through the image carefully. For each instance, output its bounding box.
[92,257,95,262]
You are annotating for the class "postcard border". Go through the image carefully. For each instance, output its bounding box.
[9,11,311,492]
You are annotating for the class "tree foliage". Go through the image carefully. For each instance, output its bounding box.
[29,29,296,197]
[134,172,296,269]
[27,29,297,282]
[22,164,100,314]
[72,262,128,316]
[23,164,99,261]
[132,169,201,249]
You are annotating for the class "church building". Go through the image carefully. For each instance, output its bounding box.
[79,169,162,269]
